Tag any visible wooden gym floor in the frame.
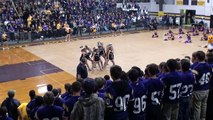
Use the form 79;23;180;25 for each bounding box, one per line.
0;28;207;103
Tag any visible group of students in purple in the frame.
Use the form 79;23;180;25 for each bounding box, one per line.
80;42;115;71
152;25;213;44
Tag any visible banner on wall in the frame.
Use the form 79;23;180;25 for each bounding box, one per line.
197;0;205;6
176;0;183;5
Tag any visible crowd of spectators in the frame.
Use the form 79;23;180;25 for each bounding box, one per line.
0;0;154;42
1;50;213;120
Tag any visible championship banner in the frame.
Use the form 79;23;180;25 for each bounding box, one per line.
197;0;205;6
176;0;183;5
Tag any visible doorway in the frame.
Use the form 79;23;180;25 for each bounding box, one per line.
185;10;196;25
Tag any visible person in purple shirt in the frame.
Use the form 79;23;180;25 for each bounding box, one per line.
52;89;64;107
26;90;37;117
105;65;134;120
178;59;195;120
191;51;199;69
192;51;212;120
30;96;44;120
95;77;106;99
35;92;64;120
64;81;81;120
61;83;71;99
143;64;164;120
0;106;13;120
104;75;112;89
128;68;147;120
161;59;182;120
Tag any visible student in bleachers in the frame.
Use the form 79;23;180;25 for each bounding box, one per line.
29;96;44;120
192;51;212;120
105;65;133;120
64;81;81;120
144;64;164;120
1;90;21;120
26;90;37;117
128;68;147;120
52;89;64;107
61;83;72;99
0;106;13;120
71;78;105;120
178;59;195;120
35;92;63;120
161;59;182;120
95;77;106;99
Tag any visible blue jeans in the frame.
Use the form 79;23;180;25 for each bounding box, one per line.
178;96;192;120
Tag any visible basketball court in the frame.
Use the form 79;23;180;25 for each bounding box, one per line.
0;28;207;102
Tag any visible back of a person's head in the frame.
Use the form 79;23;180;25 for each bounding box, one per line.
52;89;59;97
104;75;110;80
147;63;159;76
43;92;55;106
95;77;106;90
110;65;122;80
57;88;61;95
47;84;53;91
0;106;7;117
166;59;178;72
35;96;44;106
29;90;36;100
71;81;82;93
120;71;128;81
83;78;96;95
8;90;15;98
196;51;206;62
131;66;144;78
192;51;198;63
176;58;181;71
159;62;168;72
128;68;139;82
181;59;190;72
206;52;213;64
64;83;71;92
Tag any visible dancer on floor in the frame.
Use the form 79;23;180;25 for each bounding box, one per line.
185;32;192;43
152;30;159;38
105;43;115;67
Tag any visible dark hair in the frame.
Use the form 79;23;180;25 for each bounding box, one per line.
43;92;55;105
206;52;213;64
147;63;159;76
181;59;190;72
57;88;61;95
52;89;59;97
83;78;96;95
131;66;144;77
35;96;44;106
120;71;129;81
64;83;71;92
184;56;191;61
176;59;181;71
196;51;206;61
47;84;53;91
166;59;178;72
104;75;110;80
144;67;150;78
110;65;122;80
71;81;82;93
95;77;106;91
192;51;197;63
29;90;36;100
128;69;139;82
0;106;7;117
